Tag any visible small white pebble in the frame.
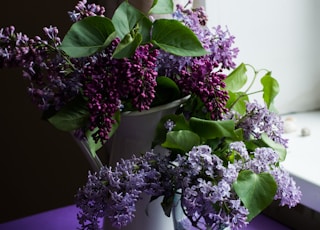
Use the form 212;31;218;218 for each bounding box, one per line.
283;117;297;133
301;127;311;137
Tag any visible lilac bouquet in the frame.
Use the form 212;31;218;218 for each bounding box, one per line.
0;0;301;230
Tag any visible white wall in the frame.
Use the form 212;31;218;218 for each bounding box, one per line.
206;0;320;114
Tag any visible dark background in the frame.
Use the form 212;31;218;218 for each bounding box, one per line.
0;0;92;222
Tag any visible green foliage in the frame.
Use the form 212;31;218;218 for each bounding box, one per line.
60;16;116;57
224;63;248;92
233;170;277;221
112;31;142;58
249;133;287;161
189;118;240;140
162;130;201;152
225;63;280;113
150;0;174;14
151;76;181;107
112;1;147;40
154;114;242;154
151;19;208;57
261;72;280;108
60;1;206;59
47;96;89;131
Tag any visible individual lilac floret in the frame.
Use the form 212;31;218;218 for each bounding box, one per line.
164;119;176;131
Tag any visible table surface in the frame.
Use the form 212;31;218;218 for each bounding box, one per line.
0;204;290;230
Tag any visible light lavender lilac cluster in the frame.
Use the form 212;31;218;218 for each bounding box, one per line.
226;100;289;147
76;143;301;230
76;101;301;230
76;151;174;229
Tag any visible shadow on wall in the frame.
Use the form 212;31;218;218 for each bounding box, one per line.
0;0;92;222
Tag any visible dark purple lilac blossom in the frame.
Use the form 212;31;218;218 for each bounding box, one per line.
77;39;159;142
157;4;239;120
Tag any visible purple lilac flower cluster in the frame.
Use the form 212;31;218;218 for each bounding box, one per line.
0;0;159;142
0;25;82;111
173;145;249;229
76;145;249;230
68;0;105;22
236;100;289;147
77;39;159;142
76;97;302;229
77;139;302;230
230;142;302;208
157;4;238;119
76;151;174;229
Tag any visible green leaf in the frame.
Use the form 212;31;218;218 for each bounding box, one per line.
260;133;287;161
224;63;248;91
152;19;207;57
189;118;239;140
138;16;153;43
150;0;174;14
152;76;181;107
226;91;249;114
261;72;280;108
48;96;89;131
86;128;103;155
162;130;200;152
60;16;116;57
160;194;175;217
112;1;146;39
233;170;277;221
153;114;190;147
112;32;142;58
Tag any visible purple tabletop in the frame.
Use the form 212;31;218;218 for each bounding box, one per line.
0;205;290;230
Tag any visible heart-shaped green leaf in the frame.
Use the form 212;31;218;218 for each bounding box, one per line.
60;16;116;57
153;114;190;147
151;19;207;57
112;32;142;58
261;72;279;108
189;118;239;140
233;170;277;221
47;96;89;131
224;63;248;92
112;1;146;39
162;130;200;152
226;91;249;114
150;0;174;14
